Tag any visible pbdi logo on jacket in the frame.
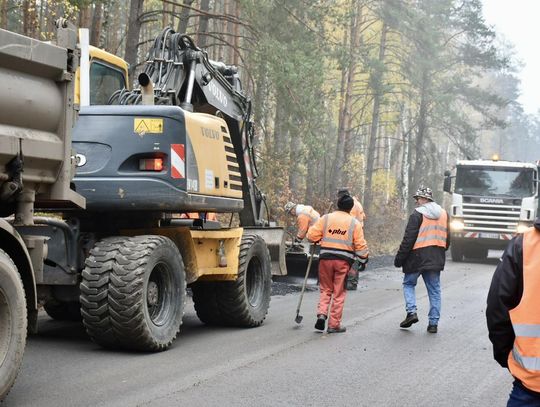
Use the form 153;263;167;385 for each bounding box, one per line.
328;228;347;235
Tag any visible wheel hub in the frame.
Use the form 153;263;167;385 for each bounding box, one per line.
147;281;159;306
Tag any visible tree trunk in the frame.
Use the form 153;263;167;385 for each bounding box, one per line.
1;0;8;30
124;0;144;77
79;4;92;28
90;2;103;47
363;22;388;214
411;69;430;200
331;2;361;192
197;0;211;48
177;0;195;33
232;0;240;66
162;0;168;29
23;0;37;38
401;107;411;212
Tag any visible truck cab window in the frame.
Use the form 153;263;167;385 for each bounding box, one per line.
90;61;126;105
455;167;534;197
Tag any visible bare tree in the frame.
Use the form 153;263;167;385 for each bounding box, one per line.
125;0;144;75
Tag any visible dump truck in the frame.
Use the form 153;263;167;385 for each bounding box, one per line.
0;24;287;400
0;20;81;400
444;157;539;261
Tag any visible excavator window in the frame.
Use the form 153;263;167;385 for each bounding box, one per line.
90;61;126;105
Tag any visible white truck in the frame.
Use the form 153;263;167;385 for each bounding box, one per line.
443;158;539;261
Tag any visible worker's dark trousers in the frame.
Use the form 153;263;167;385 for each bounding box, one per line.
317;259;349;329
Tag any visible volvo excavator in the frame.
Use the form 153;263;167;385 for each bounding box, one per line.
0;25;287;399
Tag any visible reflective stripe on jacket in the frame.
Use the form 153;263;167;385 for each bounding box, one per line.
307;210;368;260
296;205;320;239
508;226;540;392
412;210;448;250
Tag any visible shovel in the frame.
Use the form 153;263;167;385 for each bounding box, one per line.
294;244;316;324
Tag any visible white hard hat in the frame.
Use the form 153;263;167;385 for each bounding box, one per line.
284;201;296;213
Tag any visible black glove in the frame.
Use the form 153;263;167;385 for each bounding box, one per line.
352;258;367;273
394;256;403;268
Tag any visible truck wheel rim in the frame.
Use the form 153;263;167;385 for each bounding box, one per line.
147;263;173;326
0;287;11;366
246;257;263;307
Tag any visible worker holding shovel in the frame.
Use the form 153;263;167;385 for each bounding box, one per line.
307;194;369;333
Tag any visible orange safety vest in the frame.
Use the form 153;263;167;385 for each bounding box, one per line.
296;205;320;239
507;227;540;392
318;211;368;260
412;210;448;250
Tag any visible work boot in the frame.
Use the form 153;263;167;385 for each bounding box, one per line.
399;312;419;328
427;324;438;334
346;281;358;291
327;326;347;334
314;314;326;331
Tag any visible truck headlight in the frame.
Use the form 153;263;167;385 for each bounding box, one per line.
517;223;532;234
450;220;464;231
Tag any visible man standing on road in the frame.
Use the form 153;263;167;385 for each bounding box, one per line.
284;201;320;245
487;218;540;406
394;186;449;334
337;188;367;291
307;194;369;333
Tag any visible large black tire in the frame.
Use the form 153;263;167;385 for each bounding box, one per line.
0;249;27;401
451;243;464;262
191;282;222;325
215;234;272;327
464;246;488;261
80;236;186;351
44;301;82;322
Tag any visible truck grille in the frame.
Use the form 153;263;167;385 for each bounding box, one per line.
462;203;521;233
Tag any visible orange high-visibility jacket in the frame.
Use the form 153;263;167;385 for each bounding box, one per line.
350;196;366;223
295;205;320;239
307;210;368;260
507;227;540;392
412;210;448;250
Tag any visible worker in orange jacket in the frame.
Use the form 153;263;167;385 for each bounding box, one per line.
284;201;320;244
337;188;366;225
337;188;367;290
307;194;369;333
487;218;540;405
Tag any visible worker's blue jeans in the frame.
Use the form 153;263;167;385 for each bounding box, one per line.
507;381;540;406
402;270;441;326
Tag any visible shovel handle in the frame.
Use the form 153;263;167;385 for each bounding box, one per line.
295;244;316;315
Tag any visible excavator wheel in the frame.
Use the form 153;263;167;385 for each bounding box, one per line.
191;282;222;325
44;300;82;322
80;235;186;351
216;234;272;327
0;249;27;402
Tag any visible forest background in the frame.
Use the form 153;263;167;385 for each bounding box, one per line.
2;0;539;253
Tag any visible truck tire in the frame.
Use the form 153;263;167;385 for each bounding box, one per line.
44;301;82;322
451;243;464;262
191;282;222;325
216;234;272;327
80;236;186;351
0;249;27;402
464;246;488;261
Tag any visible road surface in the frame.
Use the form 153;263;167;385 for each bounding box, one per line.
6;255;512;406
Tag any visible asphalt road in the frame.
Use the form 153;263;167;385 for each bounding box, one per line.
6;255;512;406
